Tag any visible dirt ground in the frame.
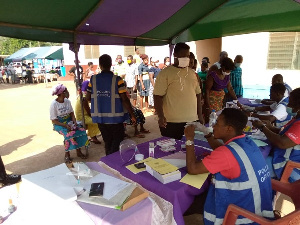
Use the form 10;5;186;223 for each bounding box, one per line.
0;80;203;225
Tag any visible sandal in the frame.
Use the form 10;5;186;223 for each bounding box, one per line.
76;149;88;159
134;133;145;138
64;156;72;164
140;129;150;134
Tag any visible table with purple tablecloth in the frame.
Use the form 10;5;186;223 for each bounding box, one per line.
100;137;212;225
238;97;264;107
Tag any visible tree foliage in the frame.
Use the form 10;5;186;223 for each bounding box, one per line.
0;37;62;55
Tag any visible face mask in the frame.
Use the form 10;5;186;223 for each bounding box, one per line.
286;107;298;117
235;63;241;67
222;70;231;76
127;60;132;64
165;62;170;66
177;57;190;68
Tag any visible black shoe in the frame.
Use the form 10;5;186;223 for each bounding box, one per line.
0;174;21;187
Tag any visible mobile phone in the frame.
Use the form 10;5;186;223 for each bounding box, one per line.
134;162;146;169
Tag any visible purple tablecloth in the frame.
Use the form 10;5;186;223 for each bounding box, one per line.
77;162;153;225
238;97;263;107
100;137;211;225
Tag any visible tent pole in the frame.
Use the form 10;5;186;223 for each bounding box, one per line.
44;58;48;87
73;38;86;130
169;43;174;64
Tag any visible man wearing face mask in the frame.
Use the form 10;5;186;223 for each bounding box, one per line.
154;42;204;140
252;87;300;182
207;51;228;75
114;55;126;79
230;55;243;98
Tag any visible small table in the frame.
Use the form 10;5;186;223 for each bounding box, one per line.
100;137;212;225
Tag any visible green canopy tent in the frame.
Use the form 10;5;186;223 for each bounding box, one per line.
45;48;64;60
0;0;299;46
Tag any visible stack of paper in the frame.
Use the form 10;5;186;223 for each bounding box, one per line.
145;158;181;184
77;173;136;209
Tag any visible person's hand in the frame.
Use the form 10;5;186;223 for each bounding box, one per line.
142;84;145;90
133;85;136;91
237;101;243;109
184;125;195;141
261;120;272;129
65;124;71;131
251;120;264;129
241;104;255;112
158;116;167;128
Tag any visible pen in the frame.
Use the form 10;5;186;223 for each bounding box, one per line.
77;164;80;184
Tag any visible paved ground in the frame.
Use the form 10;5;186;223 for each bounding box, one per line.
0;81;203;224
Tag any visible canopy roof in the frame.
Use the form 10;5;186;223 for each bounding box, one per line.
4;47;39;63
0;0;300;46
4;46;63;63
22;46;62;60
45;48;64;60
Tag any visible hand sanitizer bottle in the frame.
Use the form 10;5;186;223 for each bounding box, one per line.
149;142;155;158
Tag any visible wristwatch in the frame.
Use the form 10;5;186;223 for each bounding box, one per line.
185;140;194;146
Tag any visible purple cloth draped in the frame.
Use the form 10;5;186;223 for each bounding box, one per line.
100;137;211;225
210;71;230;91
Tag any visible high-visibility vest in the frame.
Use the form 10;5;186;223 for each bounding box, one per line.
204;136;274;225
90;72;126;124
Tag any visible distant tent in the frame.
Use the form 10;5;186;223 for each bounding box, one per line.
45;48;64;60
22;46;62;60
4;47;39;63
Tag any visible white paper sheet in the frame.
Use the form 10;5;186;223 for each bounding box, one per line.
22;163;79;201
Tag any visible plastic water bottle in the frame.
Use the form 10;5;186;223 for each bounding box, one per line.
209;110;217;127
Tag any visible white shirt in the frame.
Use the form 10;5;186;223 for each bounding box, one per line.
125;64;138;88
270;97;289;121
214;62;221;69
50;98;73;120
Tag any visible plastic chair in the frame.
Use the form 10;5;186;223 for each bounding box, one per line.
223;161;300;225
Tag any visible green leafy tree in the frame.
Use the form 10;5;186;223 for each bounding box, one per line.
0;37;61;55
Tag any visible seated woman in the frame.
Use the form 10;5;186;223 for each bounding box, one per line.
50;84;89;163
252;88;300;182
205;57;242;122
75;81;101;144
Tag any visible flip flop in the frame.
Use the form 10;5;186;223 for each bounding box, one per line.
134;133;145;138
140;129;150;134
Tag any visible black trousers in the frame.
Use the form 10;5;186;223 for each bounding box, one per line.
98;123;125;155
159;122;187;140
0;156;6;178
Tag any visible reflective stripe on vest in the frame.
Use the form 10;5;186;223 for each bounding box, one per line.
204;211;255;225
90;75;124;118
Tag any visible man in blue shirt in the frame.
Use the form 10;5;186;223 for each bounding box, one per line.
230;55;243;98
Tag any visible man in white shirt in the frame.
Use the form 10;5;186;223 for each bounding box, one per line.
125;55;138;106
114;55;126;79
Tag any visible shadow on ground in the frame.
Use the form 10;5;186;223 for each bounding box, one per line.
0;135;35;156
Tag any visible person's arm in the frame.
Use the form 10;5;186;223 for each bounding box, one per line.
185;125;209;174
139;74;145;90
255;105;271;111
86;92;91;102
251;113;276;123
196;94;204;124
83;97;91;117
205;74;213;107
227;81;242;108
149;72;155;87
119;92;136;124
205;132;223;150
154;95;167;128
52;119;71;130
252;120;297;149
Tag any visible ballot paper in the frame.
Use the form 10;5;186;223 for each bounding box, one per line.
22;163;79;201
